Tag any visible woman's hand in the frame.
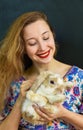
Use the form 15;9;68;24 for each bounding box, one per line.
32;103;65;123
20;80;34;97
17;80;35;106
33;104;83;130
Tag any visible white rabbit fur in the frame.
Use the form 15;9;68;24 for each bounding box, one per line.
21;71;73;125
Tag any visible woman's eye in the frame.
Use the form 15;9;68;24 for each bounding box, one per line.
28;42;37;46
43;37;49;40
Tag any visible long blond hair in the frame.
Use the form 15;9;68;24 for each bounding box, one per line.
0;11;56;111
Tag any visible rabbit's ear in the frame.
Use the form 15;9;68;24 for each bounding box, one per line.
30;71;53;92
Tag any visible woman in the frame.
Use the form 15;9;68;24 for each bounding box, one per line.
0;11;83;130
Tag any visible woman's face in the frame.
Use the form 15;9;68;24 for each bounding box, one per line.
23;20;55;65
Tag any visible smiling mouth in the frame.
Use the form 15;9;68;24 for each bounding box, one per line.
37;50;50;58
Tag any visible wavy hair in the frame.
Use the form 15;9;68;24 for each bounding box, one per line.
0;11;56;111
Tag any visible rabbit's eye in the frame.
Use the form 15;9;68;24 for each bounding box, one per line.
50;80;55;84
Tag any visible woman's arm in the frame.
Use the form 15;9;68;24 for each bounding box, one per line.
0;79;34;130
33;103;83;130
61;105;83;130
0;98;22;130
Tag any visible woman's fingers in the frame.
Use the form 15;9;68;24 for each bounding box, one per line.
33;104;55;122
17;79;35;105
21;80;33;89
20;80;34;97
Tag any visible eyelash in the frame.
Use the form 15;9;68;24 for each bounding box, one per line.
28;37;49;46
43;37;49;40
29;43;37;46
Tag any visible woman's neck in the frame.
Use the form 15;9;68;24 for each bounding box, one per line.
33;58;56;74
24;59;71;79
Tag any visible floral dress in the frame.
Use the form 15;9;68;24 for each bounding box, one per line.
0;66;83;130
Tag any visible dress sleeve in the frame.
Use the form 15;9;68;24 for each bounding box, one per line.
0;80;21;123
73;67;83;114
63;66;83;114
0;90;13;122
79;77;83;114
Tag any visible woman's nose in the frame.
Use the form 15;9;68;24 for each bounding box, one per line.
38;41;46;51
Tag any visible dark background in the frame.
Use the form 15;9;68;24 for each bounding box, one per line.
0;0;83;68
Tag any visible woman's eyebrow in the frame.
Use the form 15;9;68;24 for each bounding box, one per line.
42;31;49;35
25;31;49;41
26;37;35;41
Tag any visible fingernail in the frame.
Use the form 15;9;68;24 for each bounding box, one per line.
32;104;37;107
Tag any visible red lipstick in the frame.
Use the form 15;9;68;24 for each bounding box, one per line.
37;50;50;58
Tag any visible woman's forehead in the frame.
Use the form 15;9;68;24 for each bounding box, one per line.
23;20;50;39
